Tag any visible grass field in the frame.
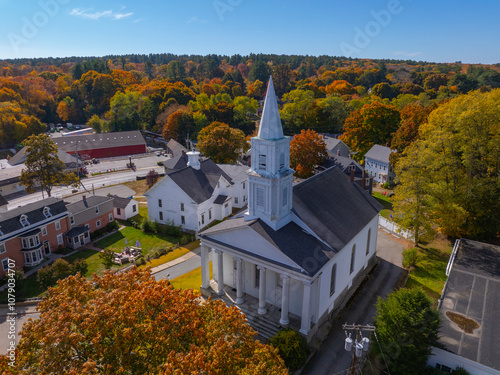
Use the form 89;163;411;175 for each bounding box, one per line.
124;179;149;196
372;191;394;219
405;236;454;305
140;240;200;269
95;226;177;257
170;262;213;292
64;249;128;278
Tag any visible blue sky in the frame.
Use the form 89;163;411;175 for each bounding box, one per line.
0;0;499;63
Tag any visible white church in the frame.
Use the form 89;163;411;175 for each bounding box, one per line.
198;77;383;339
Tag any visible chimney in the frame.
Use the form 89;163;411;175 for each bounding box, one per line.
181;150;185;156
350;168;355;182
187;150;201;170
337;150;340;156
82;195;88;207
362;170;366;188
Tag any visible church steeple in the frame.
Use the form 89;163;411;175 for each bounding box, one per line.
258;76;284;140
246;77;294;230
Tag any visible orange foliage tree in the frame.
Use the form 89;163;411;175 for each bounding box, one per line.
1;268;287;375
290;129;328;179
197;121;249;163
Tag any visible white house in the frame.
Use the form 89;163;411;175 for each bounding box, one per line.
428;239;500;375
112;196;139;220
144;152;236;232
217;164;249;209
198;77;383;340
364;144;395;184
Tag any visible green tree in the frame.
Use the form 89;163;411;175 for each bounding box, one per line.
272;64;292;97
99;249;115;269
197;121;249;163
86;114;103;133
373;289;440;375
249;61;271;84
107;91;143;132
280;89;316;132
20;134;79;198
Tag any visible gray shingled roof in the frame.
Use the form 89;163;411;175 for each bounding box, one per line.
167;139;187;156
112;196;133;209
293;167;382;250
364;144;392;163
0;194;7;207
213;195;228;205
166;159;233;204
163;153;188;171
323;136;342;151
218;164;249;182
439;239;500;371
65;226;89;238
8;146;80;167
322;155;362;174
0;198;67;236
200;216;335;276
66;196;113;214
52;131;145;153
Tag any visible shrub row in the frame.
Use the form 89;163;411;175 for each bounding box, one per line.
37;258;88;288
90;221;120;241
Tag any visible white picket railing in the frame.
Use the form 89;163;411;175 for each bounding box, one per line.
378;215;414;240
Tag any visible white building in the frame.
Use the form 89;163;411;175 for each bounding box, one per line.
112;196;139;220
198;77;383;340
364;144;395;184
217;164;249;209
144;151;236;232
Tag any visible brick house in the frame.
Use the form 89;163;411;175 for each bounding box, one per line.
65;195;114;249
0;198;69;278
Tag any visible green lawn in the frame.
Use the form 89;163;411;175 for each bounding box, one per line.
373;191;394;219
95;226;178;258
140;240;200;269
405;237;453;305
64;249;128;278
170;262;213;292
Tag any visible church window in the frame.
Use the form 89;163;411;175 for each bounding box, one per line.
256;188;264;207
180;203;184;211
181;216;185;225
201;213;205;225
350;244;356;274
366;229;371;255
158;199;162;208
282;187;288;206
159;212;163;221
330;263;337;296
279;153;285;170
258;154;267;170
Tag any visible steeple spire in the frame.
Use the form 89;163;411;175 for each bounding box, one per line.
258;76;284;140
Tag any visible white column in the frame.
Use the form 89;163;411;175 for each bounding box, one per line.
300;282;312;335
235;257;244;304
200;243;209;289
279;274;290;326
216;250;224;295
257;266;267;315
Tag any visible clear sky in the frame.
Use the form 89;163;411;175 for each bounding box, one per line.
0;0;499;64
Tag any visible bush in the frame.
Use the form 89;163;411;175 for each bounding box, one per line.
452;367;471;375
269;329;309;372
37;258;89;288
141;217;158;233
382;181;391;189
135;257;146;266
90;221;120;240
402;247;419;269
99;249;116;269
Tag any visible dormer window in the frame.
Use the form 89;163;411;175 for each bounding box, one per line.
20;214;29;227
95;206;99;214
43;206;52;218
258;154;267;170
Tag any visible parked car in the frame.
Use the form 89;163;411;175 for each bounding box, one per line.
156;152;161;156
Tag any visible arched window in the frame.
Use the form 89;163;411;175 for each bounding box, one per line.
350;244;356;274
366;229;371;255
43;206;51;218
330;263;337;296
20;214;29;227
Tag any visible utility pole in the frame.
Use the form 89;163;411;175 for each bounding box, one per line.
343;323;376;375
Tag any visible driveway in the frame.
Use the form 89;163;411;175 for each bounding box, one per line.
0;305;40;354
302;230;408;375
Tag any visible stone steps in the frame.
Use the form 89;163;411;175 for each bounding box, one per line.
237;305;282;342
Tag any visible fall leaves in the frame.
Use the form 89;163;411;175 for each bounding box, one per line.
290;129;328;179
0;268;287;375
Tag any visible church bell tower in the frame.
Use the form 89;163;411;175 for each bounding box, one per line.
246;76;294;230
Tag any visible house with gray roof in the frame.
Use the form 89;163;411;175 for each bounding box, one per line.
166;139;188;158
364;144;395;184
112;196;138;220
197;77;382;341
144;151;238;232
322;136;351;158
428;239;500;375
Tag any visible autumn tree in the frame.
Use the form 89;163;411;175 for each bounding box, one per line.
393;89;500;239
3;268;287;374
197;121;249;163
373;289;440;375
340;101;401;161
146;169;160;188
20;134;79;198
290;129;327;178
162;110;195;145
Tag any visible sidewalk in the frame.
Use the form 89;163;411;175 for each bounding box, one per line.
150;246;201;274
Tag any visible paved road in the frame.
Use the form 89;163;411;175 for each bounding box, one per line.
302;230;407;375
154;248;205;281
0;305;40;355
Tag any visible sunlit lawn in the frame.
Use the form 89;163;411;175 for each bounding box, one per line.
373;191;394;219
123;179;149;196
64;249;128;278
405;237;453;305
95;226;178;258
170;262;213;292
140;240;200;269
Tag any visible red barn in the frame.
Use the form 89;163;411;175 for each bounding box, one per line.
52;131;147;160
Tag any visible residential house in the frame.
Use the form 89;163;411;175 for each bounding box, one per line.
428;239;500;375
322;135;350;158
112;196;139;220
318;155;373;194
217;164;249;209
144;152;235;232
65;195;114;249
163;152;189;172
166;139;188;157
364;144;395;184
198;77;382;341
0;198;68;277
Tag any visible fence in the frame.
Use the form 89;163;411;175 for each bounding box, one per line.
378;216;414;240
